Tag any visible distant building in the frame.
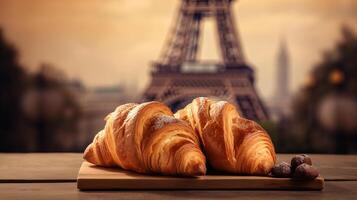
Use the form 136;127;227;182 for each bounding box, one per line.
276;38;290;101
268;38;291;120
76;85;129;149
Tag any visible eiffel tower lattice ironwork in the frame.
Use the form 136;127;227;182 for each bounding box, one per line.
143;0;269;121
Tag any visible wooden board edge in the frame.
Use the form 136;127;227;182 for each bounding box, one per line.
77;162;324;191
77;178;324;191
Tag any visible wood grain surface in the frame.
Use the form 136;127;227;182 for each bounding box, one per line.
0;153;356;199
0;153;82;182
0;154;356;182
1;182;357;200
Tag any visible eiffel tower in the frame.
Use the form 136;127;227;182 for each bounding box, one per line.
143;0;269;121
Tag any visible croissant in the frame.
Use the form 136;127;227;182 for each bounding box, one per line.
83;101;206;176
174;97;276;175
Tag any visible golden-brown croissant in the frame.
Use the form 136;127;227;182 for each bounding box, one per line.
175;97;276;175
83;101;206;176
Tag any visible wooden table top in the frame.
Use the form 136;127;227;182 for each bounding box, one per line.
0;153;356;199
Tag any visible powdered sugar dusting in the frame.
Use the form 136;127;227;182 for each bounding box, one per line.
215;101;227;112
215;101;227;111
197;97;207;114
152;115;179;130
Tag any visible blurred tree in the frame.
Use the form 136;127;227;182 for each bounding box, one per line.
0;28;31;151
287;26;357;153
30;63;82;151
0;28;82;151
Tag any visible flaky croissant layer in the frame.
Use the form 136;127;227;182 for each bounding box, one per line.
83;102;206;177
175;97;276;175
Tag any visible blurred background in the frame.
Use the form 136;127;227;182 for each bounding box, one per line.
0;0;356;153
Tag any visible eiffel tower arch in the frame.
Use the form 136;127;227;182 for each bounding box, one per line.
143;0;269;121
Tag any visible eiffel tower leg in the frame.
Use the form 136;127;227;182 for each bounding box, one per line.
185;14;201;62
215;6;245;65
159;11;201;68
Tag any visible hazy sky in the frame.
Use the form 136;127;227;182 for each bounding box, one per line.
0;0;356;99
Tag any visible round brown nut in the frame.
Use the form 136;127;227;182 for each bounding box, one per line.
271;162;291;178
293;163;319;180
291;154;312;172
302;154;312;165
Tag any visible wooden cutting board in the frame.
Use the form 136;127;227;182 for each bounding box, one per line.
77;161;324;190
